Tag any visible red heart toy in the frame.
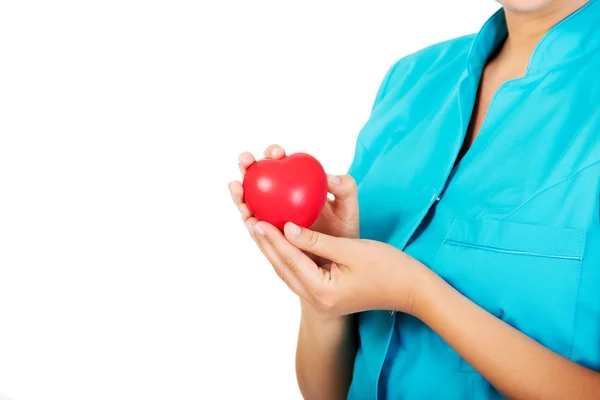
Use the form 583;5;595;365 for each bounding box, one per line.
243;152;328;231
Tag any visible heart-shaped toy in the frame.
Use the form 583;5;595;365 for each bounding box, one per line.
243;152;328;231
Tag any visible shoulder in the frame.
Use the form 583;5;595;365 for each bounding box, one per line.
373;34;476;107
392;33;475;77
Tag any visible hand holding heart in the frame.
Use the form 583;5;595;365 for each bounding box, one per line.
229;144;359;244
228;145;429;316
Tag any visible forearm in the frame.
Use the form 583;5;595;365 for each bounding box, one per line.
414;271;600;400
296;301;357;400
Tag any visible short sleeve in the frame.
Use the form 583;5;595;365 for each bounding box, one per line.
347;59;403;183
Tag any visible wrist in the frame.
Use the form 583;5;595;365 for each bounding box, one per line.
300;300;353;330
410;266;447;322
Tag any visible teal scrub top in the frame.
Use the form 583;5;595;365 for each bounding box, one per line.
347;1;600;399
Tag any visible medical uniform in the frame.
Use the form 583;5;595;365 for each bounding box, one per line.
347;1;600;398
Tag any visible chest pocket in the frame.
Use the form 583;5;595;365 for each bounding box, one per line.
433;217;586;373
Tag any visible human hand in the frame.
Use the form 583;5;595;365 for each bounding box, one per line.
229;145;366;321
247;220;431;317
228;144;359;239
229;144;359;267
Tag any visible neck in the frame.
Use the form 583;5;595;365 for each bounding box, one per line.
502;0;590;58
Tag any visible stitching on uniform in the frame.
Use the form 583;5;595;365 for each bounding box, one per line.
526;0;593;74
433;218;460;267
567;230;587;358
443;237;584;260
502;160;600;221
567;256;584;359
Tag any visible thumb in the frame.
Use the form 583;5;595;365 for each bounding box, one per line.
327;174;357;203
283;222;350;263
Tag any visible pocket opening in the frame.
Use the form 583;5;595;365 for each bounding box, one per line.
444;239;583;261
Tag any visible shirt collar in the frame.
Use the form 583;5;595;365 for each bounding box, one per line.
467;0;600;76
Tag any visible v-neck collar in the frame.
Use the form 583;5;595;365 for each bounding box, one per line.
466;0;600;76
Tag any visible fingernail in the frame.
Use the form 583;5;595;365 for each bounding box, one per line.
328;174;341;184
246;222;254;234
253;224;265;235
271;148;281;157
287;222;301;236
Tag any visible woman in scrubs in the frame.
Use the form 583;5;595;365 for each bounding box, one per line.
228;0;600;398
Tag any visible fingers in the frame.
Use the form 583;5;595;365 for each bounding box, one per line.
238;144;285;177
230;144;287;222
245;217;259;235
325;174;359;237
228;180;244;206
326;174;357;202
263;144;285;159
283;222;351;264
228;180;253;222
254;221;324;294
248;221;311;300
238;203;253;222
238;152;255;177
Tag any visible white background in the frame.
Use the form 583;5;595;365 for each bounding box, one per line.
0;1;499;399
